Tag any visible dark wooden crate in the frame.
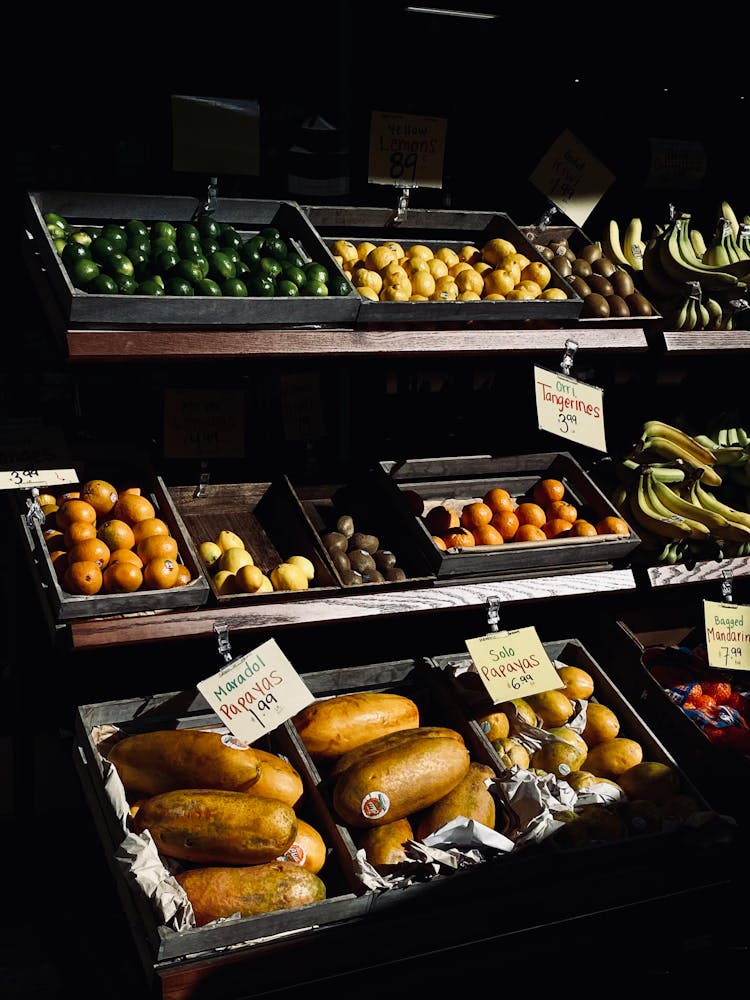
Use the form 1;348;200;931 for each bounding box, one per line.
519;223;662;327
17;476;210;622
371;452;641;581
161;476;342;603
24;190;361;328
74;689;370;969
303;205;583;324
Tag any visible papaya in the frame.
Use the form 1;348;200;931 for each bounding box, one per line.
357;817;414;865
132;789;297;865
330;725;465;778
248;747;304;807
332;732;471;828
277;817;327;874
293;691;419;759
107;728;261;796
176;861;326;927
415;761;496;840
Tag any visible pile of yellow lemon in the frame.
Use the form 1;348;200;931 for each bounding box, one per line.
330;237;569;303
198;531;314;595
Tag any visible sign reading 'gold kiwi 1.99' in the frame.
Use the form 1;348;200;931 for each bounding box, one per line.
466;627;563;704
529;128;615;228
368;111;447;188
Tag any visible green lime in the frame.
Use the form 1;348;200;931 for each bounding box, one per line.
260;226;281;241
47;223;67;241
264;236;288;260
70;258;101;288
135;278;166;296
152;249;180;275
53;237;68;254
165;276;195;296
172;259;204;286
100;224;128;252
304;261;329;285
235;260;251;276
223;247;241;268
221;277;248;297
125;219;149;241
201;236;221;257
103;252;135;279
114;274;137;295
196;278;223;296
70;230;93;248
302;278;328;296
176;222;201;244
150;235;177;256
276;279;299;296
257;256;283;280
89;235;116;263
285;251;305;270
197;215;222;240
44;211;70;232
282;263;306;288
329;273;353;296
247;273;275;297
61;242;91;269
129;250;151;280
194;254;210;278
207;251;236;281
89;273;119;294
127;236;151;257
240;240;262;267
150;221;177;243
219;225;243;251
152;274;165;289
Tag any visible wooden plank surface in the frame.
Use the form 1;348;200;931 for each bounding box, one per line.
661;330;750;353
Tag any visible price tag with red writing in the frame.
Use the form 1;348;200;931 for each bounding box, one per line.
534;364;607;452
465;626;562;703
703;600;750;670
197;638;315;743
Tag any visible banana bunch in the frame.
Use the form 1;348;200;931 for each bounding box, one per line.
601;218;646;272
616;420;750;564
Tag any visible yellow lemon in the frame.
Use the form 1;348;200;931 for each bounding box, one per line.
405;243;434;260
287;554;315;581
381;284;411;301
455;267;484;295
381;261;411;286
366;245;397;272
270;562;309;591
518;279;543;298
358;286;379;300
402;256;430;277
521;260;552;290
484;293;506;300
506;287;535;300
215;529;245;552
541;287;568;300
504;252;531;273
352;267;383;293
219;547;254;574
427;257;449;279
235;564;265;593
474;261;493;276
356;241;377;261
435;246;459;268
481;238;517;265
458;245;481;264
410;270;436;298
410;293;429;301
449;260;472;278
198;540;222;570
213;569;238;595
482;269;516;297
331;239;358;266
382;240;405;258
499;259;522;285
457;290;481;300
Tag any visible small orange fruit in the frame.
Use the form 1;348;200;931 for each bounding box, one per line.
49;549;69;581
118;486;141;497
63;560;103;595
44;529;66;552
431;535;447;550
142;556;180;589
533;478;566;507
596;516;630;536
424;505;460;534
460;501;494;529
542;518;573;539
442;528;476;549
109;548;143;568
111;492;156;525
79;479;119;517
174;563;192;587
472;524;505;546
68;537;111;569
131;517;170;545
36;493;57;508
136;534;179;564
546;500;578;523
514;524;547;542
491;509;520;540
41;504;60;523
97;519;136;552
102;561;143;593
64;520;98;547
569;519;598;537
56;498;98;529
56;490;80;505
483;487;514;514
515;502;547;528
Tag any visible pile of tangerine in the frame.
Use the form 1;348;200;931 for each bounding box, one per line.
39;478;191;595
422;479;630;550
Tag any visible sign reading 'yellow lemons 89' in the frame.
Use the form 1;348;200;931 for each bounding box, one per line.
368;111;447;189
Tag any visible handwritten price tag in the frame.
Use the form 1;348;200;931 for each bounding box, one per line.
0;468;78;490
529;129;615;227
465;626;562;703
368;111;447;188
534;365;607;452
197;638;315;744
703;600;750;670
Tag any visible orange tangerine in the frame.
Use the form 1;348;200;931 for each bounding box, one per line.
111;492;156;525
483;487;513;513
542;518;573;539
56;490;80;505
97;519;136;552
546;500;578;523
79;478;119;517
514;524;547;542
68;537;111;569
44;529;66;552
142;556;180;589
63;521;98;547
472;524;504;546
63;560;103;595
533;478;566;506
131;517;170;545
49;549;69;581
109;548;143;568
569;519;598;537
490;509;520;540
56;498;97;529
424;505;460;534
432;535;448;550
102;561;143;593
515;502;547;528
596;516;630;536
174;563;192;587
442;528;475;548
460;501;494;529
136;534;179;564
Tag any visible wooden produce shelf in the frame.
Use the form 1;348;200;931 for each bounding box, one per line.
644;555;750;590
64;568;637;650
661;329;750;353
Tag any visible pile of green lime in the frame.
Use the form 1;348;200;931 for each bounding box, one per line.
44;211;351;298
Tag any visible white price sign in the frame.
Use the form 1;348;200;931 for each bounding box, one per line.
703;600;750;670
0;468;78;490
534;365;607;452
529;129;615;227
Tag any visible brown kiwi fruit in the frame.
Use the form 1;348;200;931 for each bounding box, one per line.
568;275;592;298
571;259;593;279
610;269;635;298
578;243;603;264
586;274;615;297
582;293;610;318
592;257;617;278
606;294;631;317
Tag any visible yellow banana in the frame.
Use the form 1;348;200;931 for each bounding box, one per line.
622;218;645;270
721;200;740;239
644;472;708;539
690;478;750;534
689;228;707;260
628;474;692;540
658;217;742;290
641;238;684;298
635;436;723;487
602;219;632;271
640;421;717;466
650;477;727;536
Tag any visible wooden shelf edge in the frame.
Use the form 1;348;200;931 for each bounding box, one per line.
661;330;750;353
66;568;638;650
645;556;750;589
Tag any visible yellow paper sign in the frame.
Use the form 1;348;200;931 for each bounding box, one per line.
534;365;607;452
703;600;750;670
529;129;615;227
368;111;447;188
465;627;562;703
197;638;315;744
163;388;245;460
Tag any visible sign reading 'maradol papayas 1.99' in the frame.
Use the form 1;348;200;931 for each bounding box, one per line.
368;111;447;188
